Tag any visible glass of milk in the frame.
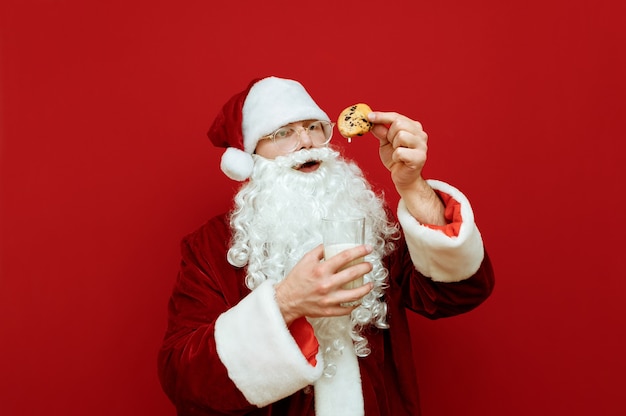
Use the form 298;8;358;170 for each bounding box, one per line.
322;217;366;292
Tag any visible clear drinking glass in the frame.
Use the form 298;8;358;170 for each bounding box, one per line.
322;217;366;291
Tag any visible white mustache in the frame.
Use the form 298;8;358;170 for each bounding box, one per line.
273;147;339;169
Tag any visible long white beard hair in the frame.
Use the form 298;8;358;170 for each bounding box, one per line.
227;146;400;373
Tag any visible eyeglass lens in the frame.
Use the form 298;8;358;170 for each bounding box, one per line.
273;121;332;151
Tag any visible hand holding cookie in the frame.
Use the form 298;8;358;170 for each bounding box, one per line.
368;111;429;188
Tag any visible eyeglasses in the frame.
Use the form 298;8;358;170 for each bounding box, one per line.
260;120;334;152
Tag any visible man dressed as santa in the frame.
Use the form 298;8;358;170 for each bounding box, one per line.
158;76;495;415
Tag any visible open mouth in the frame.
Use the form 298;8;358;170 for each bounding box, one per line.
294;160;321;172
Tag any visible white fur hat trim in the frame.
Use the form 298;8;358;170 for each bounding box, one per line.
241;77;330;154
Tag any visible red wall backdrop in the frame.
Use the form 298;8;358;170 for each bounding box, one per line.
1;0;624;415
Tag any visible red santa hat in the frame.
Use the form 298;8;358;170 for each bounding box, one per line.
207;76;330;181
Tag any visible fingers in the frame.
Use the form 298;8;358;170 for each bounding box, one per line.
369;111;427;149
369;111;424;134
320;244;374;308
323;245;372;285
328;255;372;286
319;281;374;315
368;110;400;126
323;243;372;267
340;281;374;307
369;111;428;173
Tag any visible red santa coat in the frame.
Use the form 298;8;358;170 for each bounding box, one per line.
158;180;495;415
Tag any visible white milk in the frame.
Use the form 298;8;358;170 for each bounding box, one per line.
324;243;364;290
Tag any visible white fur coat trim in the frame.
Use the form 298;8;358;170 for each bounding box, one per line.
313;316;364;416
397;179;484;282
214;280;324;407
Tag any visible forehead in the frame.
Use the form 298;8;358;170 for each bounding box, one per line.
279;119;318;128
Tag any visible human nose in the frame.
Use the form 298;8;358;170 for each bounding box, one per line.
296;127;314;148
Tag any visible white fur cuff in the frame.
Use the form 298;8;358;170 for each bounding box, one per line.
397;179;484;282
214;280;323;407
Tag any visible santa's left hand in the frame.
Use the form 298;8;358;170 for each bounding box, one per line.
369;111;428;191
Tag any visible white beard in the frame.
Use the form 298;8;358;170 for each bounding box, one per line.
227;146;399;371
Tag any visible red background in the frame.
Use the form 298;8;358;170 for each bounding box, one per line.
1;0;624;415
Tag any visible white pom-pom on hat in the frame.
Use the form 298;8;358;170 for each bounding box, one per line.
220;147;255;182
207;76;330;181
